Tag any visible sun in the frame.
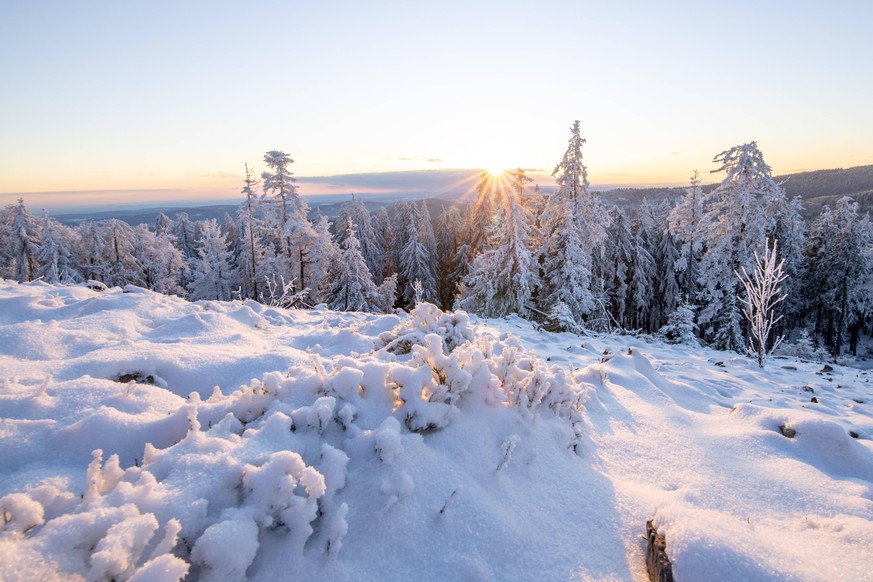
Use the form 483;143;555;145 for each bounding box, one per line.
484;166;507;177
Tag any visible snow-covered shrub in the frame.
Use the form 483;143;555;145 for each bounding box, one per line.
374;417;403;464
290;396;336;434
496;435;520;471
659;302;699;345
324;502;349;557
488;337;586;443
84;449;125;504
774;330;830;361
241;450;325;541
318;444;349;502
129;553;189;582
191;513;259;582
543;301;582;334
335;403;357;432
381;471;415;512
130;518;188;581
375;302;475;355
88;512;159;580
0;492;45;534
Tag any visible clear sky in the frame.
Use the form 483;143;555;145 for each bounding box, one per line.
1;0;871;208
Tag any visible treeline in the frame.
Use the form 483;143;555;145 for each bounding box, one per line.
2;125;871;358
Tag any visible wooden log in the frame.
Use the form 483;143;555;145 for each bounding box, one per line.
646;520;674;582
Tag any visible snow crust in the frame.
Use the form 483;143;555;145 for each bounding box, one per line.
0;280;871;580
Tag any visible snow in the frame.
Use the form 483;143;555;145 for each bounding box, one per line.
1;280;872;580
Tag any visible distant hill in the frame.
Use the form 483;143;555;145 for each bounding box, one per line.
597;164;873;219
54;204;241;227
776;165;873;218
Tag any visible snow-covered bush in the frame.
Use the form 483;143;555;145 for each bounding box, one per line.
774;330;830;361
375;302;475;354
0;284;593;579
488;337;586;444
0;492;45;534
543;301;583;334
241;450;325;543
191;513;259;582
659;301;699;345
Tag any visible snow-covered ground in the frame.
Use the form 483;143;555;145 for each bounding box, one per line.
0;280;871;581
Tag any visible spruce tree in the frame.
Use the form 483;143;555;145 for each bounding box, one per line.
327;218;383;312
459;169;539;317
11;199;39;282
188;219;238;301
262;150;315;291
539;120;609;325
697;142;788;352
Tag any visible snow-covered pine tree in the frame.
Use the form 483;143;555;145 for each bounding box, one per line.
0;204;14;279
187;219;238;301
416;201;439;295
669;171;707;302
538;120;609;326
262;150;316;291
601;206;633;328
459;169;539;318
172;212;197;262
132;224;187;296
154;212;175;237
766;194;806;330
11;199;40;282
237;164;266;300
77;221;106;283
102;219;143;288
697;142;788;352
399;219;437;307
171;212;198;290
373;207;395;280
801;197;873;355
326;217;383;312
436;205;463;309
394;201;437;307
35;212;81;284
655;199;682;330
659;300;699;345
449;243;473;301
466;172;498;255
628;218;656;331
337;197;382;283
307;215;342;304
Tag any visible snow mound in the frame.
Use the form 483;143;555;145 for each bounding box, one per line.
0;281;871;580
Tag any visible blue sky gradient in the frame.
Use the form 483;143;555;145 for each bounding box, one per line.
1;0;871;208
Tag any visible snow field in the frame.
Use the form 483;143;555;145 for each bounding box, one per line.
0;281;871;580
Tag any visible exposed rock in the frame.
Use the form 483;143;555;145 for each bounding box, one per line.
810;397;819;404
849;430;859;439
84;280;107;292
779;425;796;438
646;520;674;582
114;372;156;385
713;361;725;368
821;364;834;374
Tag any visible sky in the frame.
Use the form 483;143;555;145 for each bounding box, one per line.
1;0;871;210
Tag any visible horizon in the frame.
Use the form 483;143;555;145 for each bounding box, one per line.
3;161;869;214
2;1;872;209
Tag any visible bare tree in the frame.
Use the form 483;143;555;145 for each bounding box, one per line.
736;239;788;368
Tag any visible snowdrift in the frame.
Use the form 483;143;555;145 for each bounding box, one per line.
0;281;871;581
